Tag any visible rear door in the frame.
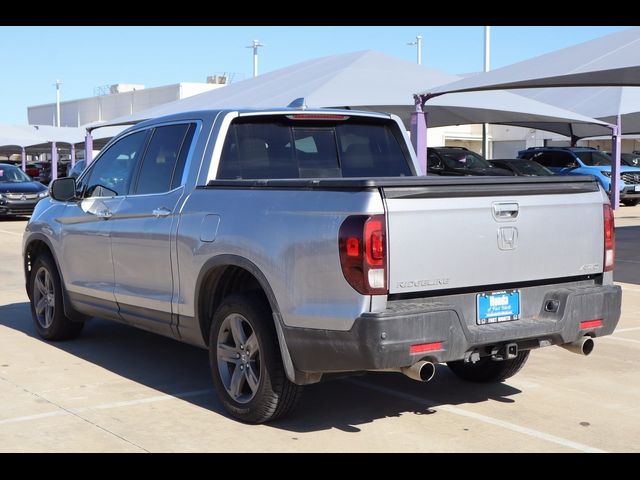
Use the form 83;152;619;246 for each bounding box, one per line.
383;178;605;295
109;123;196;335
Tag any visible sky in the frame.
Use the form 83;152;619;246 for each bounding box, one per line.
0;26;627;125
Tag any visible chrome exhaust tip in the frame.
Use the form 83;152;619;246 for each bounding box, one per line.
561;336;595;356
400;360;436;382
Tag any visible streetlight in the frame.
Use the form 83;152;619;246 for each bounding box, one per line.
246;40;264;78
482;27;491;158
407;35;423;65
53;80;62;127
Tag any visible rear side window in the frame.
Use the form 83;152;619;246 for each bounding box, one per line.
134;123;195;195
217;117;412;179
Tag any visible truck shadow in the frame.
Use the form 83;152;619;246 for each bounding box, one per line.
1;301;522;434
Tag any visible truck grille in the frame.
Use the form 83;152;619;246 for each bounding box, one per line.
622;173;640;185
4;193;39;200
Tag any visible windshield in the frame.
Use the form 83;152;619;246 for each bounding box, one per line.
439;150;492;169
622;154;640;167
575;151;611;167
0;165;32;183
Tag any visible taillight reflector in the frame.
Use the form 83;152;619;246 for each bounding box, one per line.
410;342;443;354
603;204;615;272
580;319;603;329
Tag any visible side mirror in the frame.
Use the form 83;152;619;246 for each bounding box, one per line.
50;177;77;202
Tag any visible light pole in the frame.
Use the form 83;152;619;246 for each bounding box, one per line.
54;80;62;127
407;35;423;65
246;40;264;77
482;27;490;158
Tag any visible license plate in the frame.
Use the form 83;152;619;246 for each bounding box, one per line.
476;289;521;325
635;185;640;192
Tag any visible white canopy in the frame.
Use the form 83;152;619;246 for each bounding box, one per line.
425;27;640;96
91;50;610;137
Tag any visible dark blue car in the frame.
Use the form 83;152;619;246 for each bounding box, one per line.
0;163;49;217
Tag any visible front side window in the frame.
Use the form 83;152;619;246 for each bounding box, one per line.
439;150;492;170
82;130;148;197
134;123;194;195
575;151;611;167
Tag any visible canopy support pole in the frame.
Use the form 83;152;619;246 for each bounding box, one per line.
21;147;26;172
410;95;428;175
85;131;93;165
70;144;76;168
610;115;621;210
51;142;58;182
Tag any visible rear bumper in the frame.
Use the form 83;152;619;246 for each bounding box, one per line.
283;282;621;374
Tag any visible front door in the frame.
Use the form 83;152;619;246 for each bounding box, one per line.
60;129;150;317
109;123;195;335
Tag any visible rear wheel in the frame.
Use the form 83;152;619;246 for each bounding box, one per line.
29;254;84;340
447;351;530;383
209;293;302;423
622;199;640;207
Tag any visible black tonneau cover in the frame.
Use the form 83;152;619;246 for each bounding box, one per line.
204;175;600;197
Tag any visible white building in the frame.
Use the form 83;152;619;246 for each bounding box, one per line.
27;79;228;127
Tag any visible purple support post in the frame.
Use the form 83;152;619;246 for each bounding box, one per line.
51;142;58;182
70;143;76;168
85;131;93;165
410;95;428;175
610;115;621;210
21;147;26;172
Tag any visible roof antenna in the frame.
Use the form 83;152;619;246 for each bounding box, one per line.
287;97;308;110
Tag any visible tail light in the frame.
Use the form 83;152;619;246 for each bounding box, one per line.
603;204;615;272
338;214;387;295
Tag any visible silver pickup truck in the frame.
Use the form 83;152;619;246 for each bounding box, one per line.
23;109;622;423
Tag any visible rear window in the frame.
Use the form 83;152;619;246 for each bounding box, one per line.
217;117;413;179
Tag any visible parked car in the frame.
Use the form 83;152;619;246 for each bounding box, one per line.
66;160;86;178
518;147;640;206
37;161;69;185
427;147;514;176
25;163;43;179
0;163;48;217
25;108;621;423
488;158;554;176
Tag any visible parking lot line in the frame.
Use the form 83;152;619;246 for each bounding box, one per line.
0;389;212;426
0;229;22;236
615;327;640;333
601;336;640;345
348;379;606;453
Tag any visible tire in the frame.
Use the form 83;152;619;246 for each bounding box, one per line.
447;350;530;383
622;199;640;207
209;293;302;423
29;253;84;341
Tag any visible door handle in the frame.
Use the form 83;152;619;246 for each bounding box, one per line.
493;202;519;220
96;209;112;219
152;207;172;218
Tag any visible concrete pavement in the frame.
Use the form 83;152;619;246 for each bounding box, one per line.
0;207;639;452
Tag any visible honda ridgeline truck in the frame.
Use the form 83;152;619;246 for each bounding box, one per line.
23;109;622;423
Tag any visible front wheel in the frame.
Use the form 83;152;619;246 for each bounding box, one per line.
209;293;302;423
29;253;84;340
622;199;640;207
447;351;530;383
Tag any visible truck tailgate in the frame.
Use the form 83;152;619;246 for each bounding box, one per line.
383;177;605;295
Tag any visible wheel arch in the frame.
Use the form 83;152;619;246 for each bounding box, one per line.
24;233;86;323
194;255;316;385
